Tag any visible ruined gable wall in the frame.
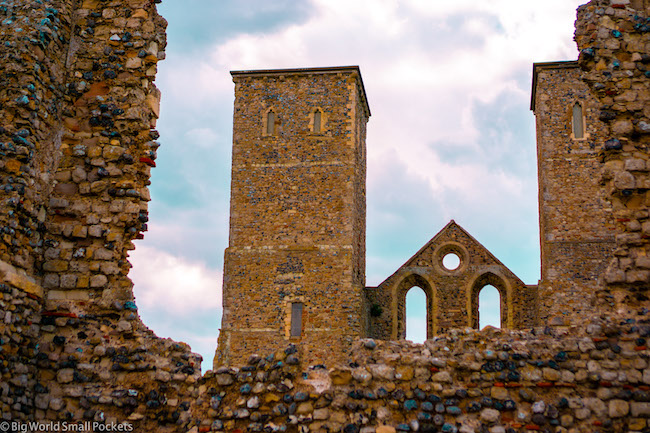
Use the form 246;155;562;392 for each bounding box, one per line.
366;223;535;342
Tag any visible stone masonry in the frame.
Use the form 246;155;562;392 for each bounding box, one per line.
532;61;616;326
0;0;202;430
575;0;650;309
366;221;536;341
2;0;650;432
215;67;370;368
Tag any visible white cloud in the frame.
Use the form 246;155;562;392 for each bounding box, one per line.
129;246;222;315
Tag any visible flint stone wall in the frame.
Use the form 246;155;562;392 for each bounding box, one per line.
574;0;650;308
533;62;616;326
2;0;650;432
0;0;202;431
192;318;650;433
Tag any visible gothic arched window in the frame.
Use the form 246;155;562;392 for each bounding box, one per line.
313;109;322;133
572;102;585;139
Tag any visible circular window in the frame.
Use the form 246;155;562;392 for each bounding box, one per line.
433;242;468;274
442;253;461;270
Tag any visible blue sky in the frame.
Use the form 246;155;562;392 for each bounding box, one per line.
128;0;587;367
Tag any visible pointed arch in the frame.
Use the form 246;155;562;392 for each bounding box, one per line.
478;285;501;329
392;273;436;340
263;107;279;136
467;272;511;329
309;107;327;134
405;286;427;343
571;101;586;140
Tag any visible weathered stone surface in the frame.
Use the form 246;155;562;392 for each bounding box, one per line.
609;400;629;418
2;2;650;433
532;60;615;325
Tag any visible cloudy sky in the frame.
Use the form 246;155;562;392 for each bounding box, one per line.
128;0;587;368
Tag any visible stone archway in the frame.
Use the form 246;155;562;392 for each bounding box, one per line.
468;272;510;329
393;273;435;340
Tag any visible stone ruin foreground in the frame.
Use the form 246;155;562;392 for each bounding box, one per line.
2;0;650;432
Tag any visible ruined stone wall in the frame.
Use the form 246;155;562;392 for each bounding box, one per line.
0;0;203;430
533;63;616;326
192;318;650;433
215;68;370;368
5;0;650;431
574;0;650;310
0;282;42;422
1;0;77;423
366;222;536;341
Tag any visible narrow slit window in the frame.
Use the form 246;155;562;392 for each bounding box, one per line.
267;110;276;135
313;110;322;133
290;302;303;337
572;102;584;139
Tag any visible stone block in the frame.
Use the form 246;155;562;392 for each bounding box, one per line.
609;399;629;418
631;402;650;417
90;274;108;288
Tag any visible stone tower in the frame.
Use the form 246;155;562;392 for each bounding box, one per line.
532;61;616;325
214;66;371;367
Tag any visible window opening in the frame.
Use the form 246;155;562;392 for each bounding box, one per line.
405;286;427;343
442;253;460;270
313;110;322;133
478;285;500;329
290;302;303;337
572;102;584;139
267;110;276;135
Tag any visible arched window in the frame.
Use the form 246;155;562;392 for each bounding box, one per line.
572;102;585;139
405;286;427;343
470;273;508;330
478;285;501;329
266;110;277;135
313;109;322;133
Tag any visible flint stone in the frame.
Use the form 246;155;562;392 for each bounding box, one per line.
490;387;508;400
481;408;500;423
612;119;634;135
431;371;452;383
216;374;233;386
614;171;636;189
57;369;74;384
609;399;629;418
50;398;65;411
369;364;395;381
352;368;372;384
625;158;647;171
638;121;650;133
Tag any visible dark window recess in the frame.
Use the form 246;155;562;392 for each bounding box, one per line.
267;111;276;135
572;102;584;139
290;302;303;337
313;110;321;133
